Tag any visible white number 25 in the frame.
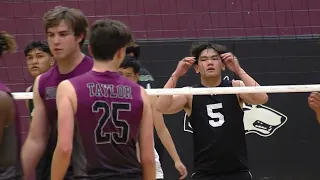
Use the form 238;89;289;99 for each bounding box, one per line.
207;103;225;127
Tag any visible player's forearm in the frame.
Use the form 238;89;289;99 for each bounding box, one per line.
156;74;179;111
21;138;46;178
237;68;268;103
157;128;181;162
51;146;72;180
141;158;156;180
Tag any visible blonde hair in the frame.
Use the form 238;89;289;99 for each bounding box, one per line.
0;31;17;56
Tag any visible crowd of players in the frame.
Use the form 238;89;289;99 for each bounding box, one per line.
0;5;320;180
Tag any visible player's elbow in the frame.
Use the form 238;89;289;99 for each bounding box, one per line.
140;154;155;168
155;105;176;115
257;94;269;104
56;142;73;157
27;131;48;150
249;94;269;105
155;103;166;113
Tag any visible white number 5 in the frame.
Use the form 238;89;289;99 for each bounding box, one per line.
207;103;225;127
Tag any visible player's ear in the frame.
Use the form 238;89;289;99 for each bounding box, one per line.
134;72;139;81
116;47;126;60
76;32;84;45
220;59;226;71
194;64;200;73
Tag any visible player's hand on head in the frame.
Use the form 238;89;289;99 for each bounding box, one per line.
174;160;188;179
308;92;320;111
220;52;241;73
173;57;196;77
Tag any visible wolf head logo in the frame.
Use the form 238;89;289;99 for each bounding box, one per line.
183;104;288;137
243;104;287;137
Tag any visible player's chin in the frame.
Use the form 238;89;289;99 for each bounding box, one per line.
203;71;219;77
53;52;67;60
30;70;40;77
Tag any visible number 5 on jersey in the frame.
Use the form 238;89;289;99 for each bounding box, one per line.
92;101;130;144
207;103;225;127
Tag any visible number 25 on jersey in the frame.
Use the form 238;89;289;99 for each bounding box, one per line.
207;103;225;127
92;101;130;145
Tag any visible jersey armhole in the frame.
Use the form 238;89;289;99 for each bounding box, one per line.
182;86;193;117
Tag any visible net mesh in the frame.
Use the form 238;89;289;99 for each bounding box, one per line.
1;0;320;178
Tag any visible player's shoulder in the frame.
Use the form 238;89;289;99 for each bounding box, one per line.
39;65;56;81
0;81;11;93
57;79;74;95
68;70;92;83
82;55;94;67
0;90;13;109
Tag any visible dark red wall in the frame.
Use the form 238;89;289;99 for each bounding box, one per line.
1;0;320;86
1;0;320;88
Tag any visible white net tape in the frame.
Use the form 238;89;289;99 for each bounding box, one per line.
11;84;320;100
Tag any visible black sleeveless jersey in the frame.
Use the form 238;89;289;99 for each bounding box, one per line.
188;79;249;174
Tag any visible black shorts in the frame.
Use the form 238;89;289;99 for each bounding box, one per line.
191;171;252;180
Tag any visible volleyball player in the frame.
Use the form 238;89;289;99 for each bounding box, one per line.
308;92;320;123
23;41;54;180
126;42;164;163
24;41;54;119
21;6;93;180
156;42;269;180
126;42;157;89
52;19;155;180
0;31;23;179
119;55;188;180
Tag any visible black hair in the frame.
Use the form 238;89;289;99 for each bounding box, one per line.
191;42;228;64
24;41;52;56
119;55;141;74
126;45;140;58
89;19;133;61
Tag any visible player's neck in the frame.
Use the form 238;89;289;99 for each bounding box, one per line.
92;59;120;73
200;76;222;87
56;50;84;75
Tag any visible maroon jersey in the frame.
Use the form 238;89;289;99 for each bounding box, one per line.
0;82;22;180
68;70;143;179
38;56;93;179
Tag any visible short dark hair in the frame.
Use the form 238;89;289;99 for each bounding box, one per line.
119;55;141;74
43;6;88;46
89;19;133;61
126;42;140;58
24;41;51;56
191;42;228;64
0;31;16;57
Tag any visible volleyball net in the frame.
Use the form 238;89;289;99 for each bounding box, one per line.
10;84;320;100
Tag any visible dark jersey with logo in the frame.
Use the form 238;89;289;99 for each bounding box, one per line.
38;56;93;179
0;82;22;180
68;70;143;179
188;79;249;175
